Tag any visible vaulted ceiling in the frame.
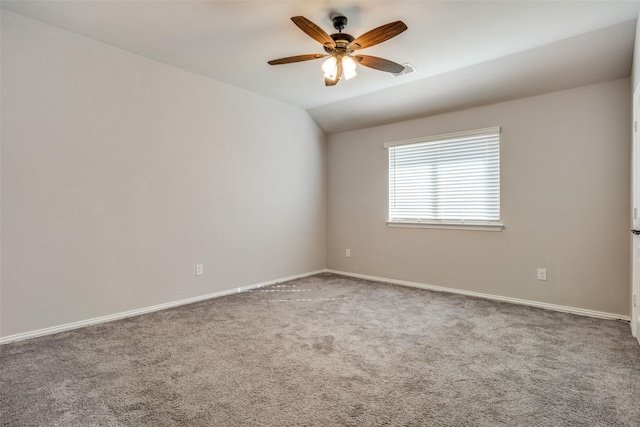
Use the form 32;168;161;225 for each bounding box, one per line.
2;1;639;133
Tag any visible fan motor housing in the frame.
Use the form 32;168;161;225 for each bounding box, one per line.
325;33;355;53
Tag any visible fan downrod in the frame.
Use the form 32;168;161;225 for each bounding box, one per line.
326;15;354;53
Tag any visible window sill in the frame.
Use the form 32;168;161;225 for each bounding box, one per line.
386;221;504;231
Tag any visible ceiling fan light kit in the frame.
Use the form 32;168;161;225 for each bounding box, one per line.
268;14;408;86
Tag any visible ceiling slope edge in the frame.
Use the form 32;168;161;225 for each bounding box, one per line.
308;20;636;135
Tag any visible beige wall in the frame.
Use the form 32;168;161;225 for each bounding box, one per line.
0;12;327;338
327;78;631;316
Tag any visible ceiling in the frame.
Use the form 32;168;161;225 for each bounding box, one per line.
2;1;640;134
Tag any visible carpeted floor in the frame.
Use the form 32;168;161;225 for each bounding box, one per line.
1;273;640;426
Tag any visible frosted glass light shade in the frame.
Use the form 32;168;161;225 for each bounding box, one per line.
342;56;357;80
322;57;338;80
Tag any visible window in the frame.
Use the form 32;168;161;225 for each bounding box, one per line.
385;127;503;231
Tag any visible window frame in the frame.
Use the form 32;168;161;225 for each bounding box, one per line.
385;127;504;232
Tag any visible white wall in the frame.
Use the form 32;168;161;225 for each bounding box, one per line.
633;14;640;92
0;12;327;338
327;78;631;316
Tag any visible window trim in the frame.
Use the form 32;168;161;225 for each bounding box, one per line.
385;126;504;231
386;220;504;232
383;126;501;149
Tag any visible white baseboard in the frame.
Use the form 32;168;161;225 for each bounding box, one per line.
0;269;325;345
325;269;631;322
3;268;628;344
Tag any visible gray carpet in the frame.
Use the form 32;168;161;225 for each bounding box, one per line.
1;273;640;426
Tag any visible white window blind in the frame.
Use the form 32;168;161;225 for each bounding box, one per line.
385;127;501;229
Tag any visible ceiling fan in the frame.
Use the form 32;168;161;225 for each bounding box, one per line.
268;15;408;86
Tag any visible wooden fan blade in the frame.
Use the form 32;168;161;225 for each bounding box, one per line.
268;54;325;65
325;59;342;86
291;16;336;48
349;21;407;50
354;55;405;73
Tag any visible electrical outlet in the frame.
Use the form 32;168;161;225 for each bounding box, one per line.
537;268;547;281
346;249;351;258
195;264;203;276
